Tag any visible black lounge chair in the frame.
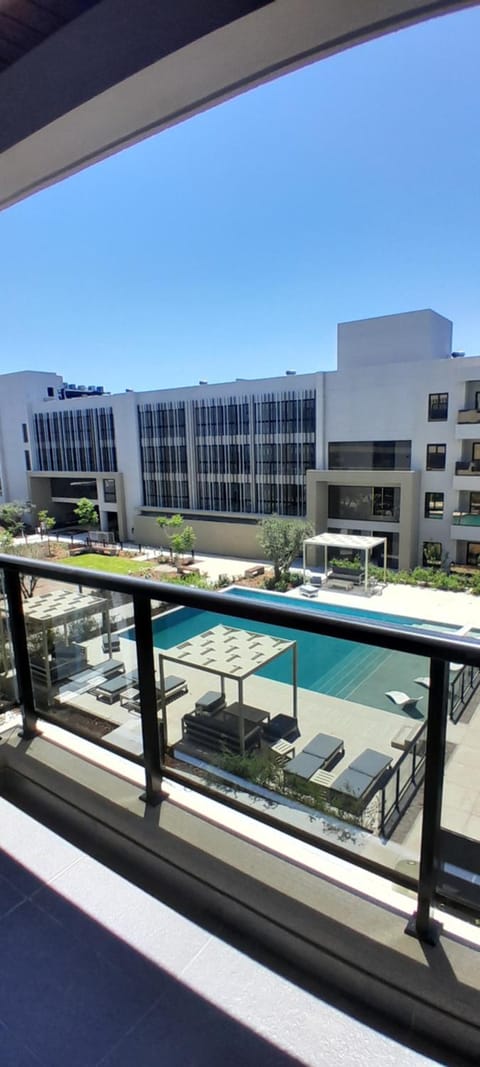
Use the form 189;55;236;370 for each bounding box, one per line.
262;713;299;744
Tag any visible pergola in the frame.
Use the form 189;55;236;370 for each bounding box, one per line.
19;589;110;694
302;533;387;592
159;623;297;754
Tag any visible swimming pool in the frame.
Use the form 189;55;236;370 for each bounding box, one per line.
141;587;462;716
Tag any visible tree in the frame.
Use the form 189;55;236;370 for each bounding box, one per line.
74;498;99;538
38;509;56;537
38;509;56;555
156;513;187;560
0;501;26;538
170;525;196;564
258;516;314;583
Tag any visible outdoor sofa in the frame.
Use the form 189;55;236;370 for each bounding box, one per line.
181;706;262;755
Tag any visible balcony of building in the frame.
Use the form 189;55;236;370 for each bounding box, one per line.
1;553;480;1062
456;383;480;430
453;451;480;490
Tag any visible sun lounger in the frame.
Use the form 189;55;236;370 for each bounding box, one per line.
303;732;344;768
123;674;188;713
386;690;423;710
94;670;136;704
284;733;345;787
331;748;391;805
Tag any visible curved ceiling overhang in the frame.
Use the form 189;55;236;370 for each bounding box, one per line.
0;0;476;211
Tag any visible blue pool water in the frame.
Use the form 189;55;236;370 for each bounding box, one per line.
138;588;461;714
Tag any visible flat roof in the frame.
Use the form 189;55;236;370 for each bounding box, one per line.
304;533;386;551
159;623;294;680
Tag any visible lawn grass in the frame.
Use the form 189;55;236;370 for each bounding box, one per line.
57;553;155;576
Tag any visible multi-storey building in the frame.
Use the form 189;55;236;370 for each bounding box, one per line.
2;309;480;569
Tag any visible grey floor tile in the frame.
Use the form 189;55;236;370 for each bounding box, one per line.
0;798;82;887
0;1021;44;1067
0;899;167;1067
100;986;301;1067
35;853;211;974
0;873;25;918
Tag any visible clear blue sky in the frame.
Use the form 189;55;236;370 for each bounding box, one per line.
1;6;480;393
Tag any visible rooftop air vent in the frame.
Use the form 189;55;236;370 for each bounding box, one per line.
285;369;296;375
451;351;465;358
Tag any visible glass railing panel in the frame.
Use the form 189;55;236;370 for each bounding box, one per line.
0;570;18;726
23;572;140;758
439;653;480;913
148;588;427;874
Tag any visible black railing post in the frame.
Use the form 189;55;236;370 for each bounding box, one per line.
2;565;36;738
133;591;163;805
408;657;449;944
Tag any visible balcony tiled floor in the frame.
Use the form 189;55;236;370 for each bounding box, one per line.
0;797;441;1066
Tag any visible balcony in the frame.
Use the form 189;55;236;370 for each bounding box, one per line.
452;512;480;526
454;462;480;490
457;408;480;424
1;552;480;1061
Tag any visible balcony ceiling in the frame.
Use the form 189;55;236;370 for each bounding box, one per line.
0;0;477;211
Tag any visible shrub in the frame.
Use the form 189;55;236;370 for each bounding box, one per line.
215;573;233;589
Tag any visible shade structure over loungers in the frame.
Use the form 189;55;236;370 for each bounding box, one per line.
159;624;297;753
302;532;387;592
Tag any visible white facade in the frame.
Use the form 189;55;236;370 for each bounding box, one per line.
2;310;480;567
0;371;63;503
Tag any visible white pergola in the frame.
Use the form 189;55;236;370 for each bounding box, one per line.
159;623;297;753
302;533;387;592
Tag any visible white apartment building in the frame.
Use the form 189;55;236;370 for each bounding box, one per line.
2;309;480;569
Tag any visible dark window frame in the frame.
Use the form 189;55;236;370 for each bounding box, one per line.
426;443;446;470
428;392;448;421
424;491;444;519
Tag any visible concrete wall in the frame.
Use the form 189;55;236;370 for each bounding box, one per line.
133;513;262;560
337;310;453;371
306;469;420;570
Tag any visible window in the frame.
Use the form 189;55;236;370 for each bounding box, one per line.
328;485;399;522
469;492;480;516
424;492;444;519
24;451;31;471
426;444;446;470
103;478;116;503
428;393;448;421
22;423;28;443
466;542;480;567
328;440;411;470
423;541;442;566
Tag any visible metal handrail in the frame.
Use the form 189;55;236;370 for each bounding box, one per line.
1;552;479;942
